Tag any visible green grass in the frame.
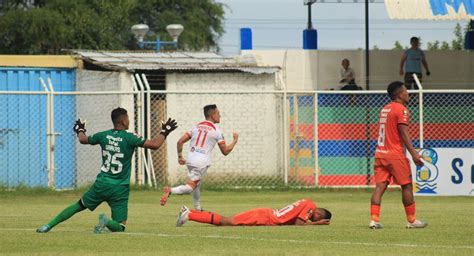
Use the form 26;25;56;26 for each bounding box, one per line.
0;189;473;255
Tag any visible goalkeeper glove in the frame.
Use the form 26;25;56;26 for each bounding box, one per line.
73;119;86;134
160;118;178;137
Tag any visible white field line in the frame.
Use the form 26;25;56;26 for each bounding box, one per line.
1;228;473;250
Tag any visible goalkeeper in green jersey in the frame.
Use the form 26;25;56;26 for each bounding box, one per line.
37;107;177;234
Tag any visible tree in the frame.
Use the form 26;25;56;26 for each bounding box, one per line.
393;40;404;50
451;23;463;50
129;0;225;51
0;0;225;54
440;41;450;50
427;40;440;50
392;22;469;51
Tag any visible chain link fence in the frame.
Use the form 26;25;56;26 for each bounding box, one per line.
0;92;48;187
158;91;286;188
1;89;472;189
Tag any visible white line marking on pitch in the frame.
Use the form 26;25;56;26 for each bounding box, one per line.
1;228;473;250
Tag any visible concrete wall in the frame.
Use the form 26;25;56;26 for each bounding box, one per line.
245;50;474;90
75;70;135;186
165;72;283;184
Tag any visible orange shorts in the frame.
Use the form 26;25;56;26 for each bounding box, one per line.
374;158;412;185
232;208;276;226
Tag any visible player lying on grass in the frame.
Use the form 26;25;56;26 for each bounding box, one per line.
37;107;177;234
160;104;238;211
370;81;427;229
176;198;331;227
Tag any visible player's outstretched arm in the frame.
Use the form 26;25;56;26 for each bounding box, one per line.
74;119;89;144
218;132;239;156
294;218;330;226
143;118;178;150
177;133;191;165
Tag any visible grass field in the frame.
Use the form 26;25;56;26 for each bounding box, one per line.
0;188;473;255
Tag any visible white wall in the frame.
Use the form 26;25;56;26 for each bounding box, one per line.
75;70;135;186
245;50;474;90
165;72;283;184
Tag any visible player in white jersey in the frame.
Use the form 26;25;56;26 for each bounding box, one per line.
160;104;238;210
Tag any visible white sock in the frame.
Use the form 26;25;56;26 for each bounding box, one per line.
170;184;193;195
192;182;202;210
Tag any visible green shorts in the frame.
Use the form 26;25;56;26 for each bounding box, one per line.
81;181;130;222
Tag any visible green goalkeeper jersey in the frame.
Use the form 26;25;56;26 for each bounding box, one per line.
88;129;145;185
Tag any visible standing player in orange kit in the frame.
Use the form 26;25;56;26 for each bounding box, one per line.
370;81;427;229
175;199;331;227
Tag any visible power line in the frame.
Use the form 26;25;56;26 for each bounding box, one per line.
225;26;457;31
314;0;385;3
225;19;461;25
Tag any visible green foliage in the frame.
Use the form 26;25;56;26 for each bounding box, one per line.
130;0;225;51
395;22;469;51
427;40;441;50
440;41;450;50
0;0;225;54
451;22;464;50
392;40;404;50
0;8;70;54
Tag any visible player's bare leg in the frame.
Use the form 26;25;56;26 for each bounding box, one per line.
370;182;388;229
192;181;202;211
401;183;428;228
160;186;171;206
161;181;196;206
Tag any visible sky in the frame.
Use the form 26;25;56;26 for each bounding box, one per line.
217;0;466;55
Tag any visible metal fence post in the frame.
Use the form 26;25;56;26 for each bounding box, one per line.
141;73;157;187
131;75;144;185
283;91;289;186
39;78;52;188
47;78;57;189
314;91;319;186
134;74;152;187
413;74;424;148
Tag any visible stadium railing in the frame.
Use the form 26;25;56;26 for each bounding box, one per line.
0;86;472;189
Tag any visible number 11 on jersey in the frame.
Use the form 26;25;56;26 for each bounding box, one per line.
195;129;208;148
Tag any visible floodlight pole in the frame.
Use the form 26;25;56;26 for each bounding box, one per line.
307;2;314;29
132;23;183;52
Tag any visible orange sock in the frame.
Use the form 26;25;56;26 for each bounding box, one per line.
404;203;416;223
189;210;221;225
370;204;381;222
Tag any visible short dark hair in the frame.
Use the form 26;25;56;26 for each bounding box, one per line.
319;208;332;220
410;36;419;43
111;107;128;124
387;81;405;100
203;104;218;118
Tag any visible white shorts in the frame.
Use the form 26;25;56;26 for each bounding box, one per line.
187;165;209;182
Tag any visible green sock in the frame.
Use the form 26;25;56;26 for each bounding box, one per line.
47;201;85;228
106;219;125;232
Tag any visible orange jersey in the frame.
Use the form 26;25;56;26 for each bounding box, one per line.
375;102;410;159
232;199;317;226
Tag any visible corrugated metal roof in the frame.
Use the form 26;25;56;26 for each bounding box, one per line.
385;0;474;20
71;50;279;74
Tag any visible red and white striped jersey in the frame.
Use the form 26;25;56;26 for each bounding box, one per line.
186;121;225;168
